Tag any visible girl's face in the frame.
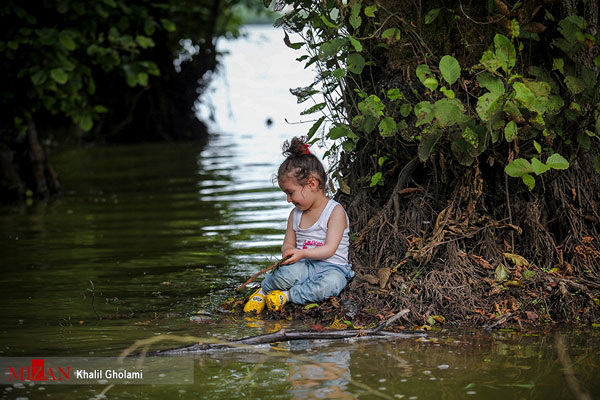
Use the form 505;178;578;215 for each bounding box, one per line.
279;175;318;211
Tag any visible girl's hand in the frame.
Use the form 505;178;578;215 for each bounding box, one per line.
282;248;305;264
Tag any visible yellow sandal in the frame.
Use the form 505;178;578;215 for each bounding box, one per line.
243;289;266;314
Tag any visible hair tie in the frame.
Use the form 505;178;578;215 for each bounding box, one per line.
302;144;310;155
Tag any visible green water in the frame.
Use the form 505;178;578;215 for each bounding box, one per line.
2;23;600;400
1;137;599;400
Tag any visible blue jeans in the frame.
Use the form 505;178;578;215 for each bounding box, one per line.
262;259;355;304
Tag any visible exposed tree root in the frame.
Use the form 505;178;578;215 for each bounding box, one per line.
334;150;600;329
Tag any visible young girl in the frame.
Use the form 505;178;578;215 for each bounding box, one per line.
244;136;354;314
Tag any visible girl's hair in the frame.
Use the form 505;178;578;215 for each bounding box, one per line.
277;136;327;191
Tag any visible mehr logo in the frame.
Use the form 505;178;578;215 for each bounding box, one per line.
8;359;70;381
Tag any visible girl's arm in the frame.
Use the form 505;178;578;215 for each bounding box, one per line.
283;205;347;264
281;210;296;257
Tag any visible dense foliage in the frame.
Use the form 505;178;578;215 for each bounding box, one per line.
274;0;599;189
270;0;600;326
0;0;266;199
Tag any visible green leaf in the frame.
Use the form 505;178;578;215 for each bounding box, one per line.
522;174;535;190
451;138;475;166
358;95;384;118
425;8;441;24
140;61;160;76
387;88;404;101
88;78;96;94
476;92;502;122
347;53;365;74
300;102;326;115
307;116;325;140
508;19;520;38
477;72;504;96
328;124;353;140
439;55;460;85
350;4;362;30
564;76;585;94
161;19;176;32
381;28;400;40
320;14;337;28
370;171;383;187
362;116;378;134
414;101;434;126
581;66;596;89
594;156;600;174
578;132;591;150
378;117;397;137
333;68;346;78
434;99;463;127
79;115;93;132
552;58;564;74
144;19;155;36
440;87;455;98
364;5;377;17
494;34;516;73
50;68;68;84
531;158;550;175
30;70;48;86
400;103;412;117
546;95;565;115
320;38;347;57
349;36;362;52
290;85;318;104
546;153;569;170
480;50;502;73
418;129;442;161
505;158;533;177
423;77;438;91
304;303;319;310
503;100;524;123
135;35;155;49
533;140;541;154
93;105;108;113
462;126;479;148
137;72;148;86
504;121;517;142
59;31;76;51
513;82;539;113
415;64;431;84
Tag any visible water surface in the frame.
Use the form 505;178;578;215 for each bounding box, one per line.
0;24;599;400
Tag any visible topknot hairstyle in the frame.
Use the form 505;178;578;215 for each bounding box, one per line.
277;136;328;191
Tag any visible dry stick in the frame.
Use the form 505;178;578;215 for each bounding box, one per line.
372;309;410;333
236;256;291;291
505;174;515;250
158;309;417;354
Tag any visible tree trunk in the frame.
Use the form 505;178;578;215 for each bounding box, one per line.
0;118;60;201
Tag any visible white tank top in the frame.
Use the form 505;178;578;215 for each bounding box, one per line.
292;199;350;265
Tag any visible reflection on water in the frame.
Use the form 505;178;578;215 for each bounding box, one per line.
0;24;599;400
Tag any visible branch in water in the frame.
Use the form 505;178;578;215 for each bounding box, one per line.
157;309;417;354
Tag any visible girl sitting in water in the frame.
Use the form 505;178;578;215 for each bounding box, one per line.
244;136;354;313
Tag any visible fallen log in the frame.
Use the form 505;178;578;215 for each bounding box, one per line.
157;309;424;354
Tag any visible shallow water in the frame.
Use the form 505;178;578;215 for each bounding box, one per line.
1;25;599;400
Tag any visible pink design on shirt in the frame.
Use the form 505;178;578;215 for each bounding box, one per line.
302;240;324;250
